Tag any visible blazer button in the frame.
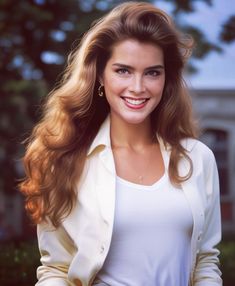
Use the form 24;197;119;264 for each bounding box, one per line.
100;245;105;254
198;231;202;241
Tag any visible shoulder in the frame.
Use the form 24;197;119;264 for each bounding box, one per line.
180;137;216;164
181;137;213;155
179;138;219;186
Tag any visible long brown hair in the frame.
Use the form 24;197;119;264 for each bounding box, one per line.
20;2;197;227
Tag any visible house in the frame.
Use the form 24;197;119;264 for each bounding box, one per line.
191;89;235;234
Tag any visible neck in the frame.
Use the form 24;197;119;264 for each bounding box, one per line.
110;114;155;150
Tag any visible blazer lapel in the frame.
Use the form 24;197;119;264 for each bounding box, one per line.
96;147;116;227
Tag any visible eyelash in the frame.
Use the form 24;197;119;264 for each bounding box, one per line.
115;69;161;77
146;70;161;77
116;68;129;74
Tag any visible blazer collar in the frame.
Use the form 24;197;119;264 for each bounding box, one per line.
87;115;111;157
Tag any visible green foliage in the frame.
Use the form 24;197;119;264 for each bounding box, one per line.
168;0;212;14
0;0;107;84
220;15;235;43
0;240;40;286
0;79;47;194
219;240;235;285
0;0;108;196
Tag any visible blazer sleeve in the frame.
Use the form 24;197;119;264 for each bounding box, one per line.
36;221;76;286
193;150;222;286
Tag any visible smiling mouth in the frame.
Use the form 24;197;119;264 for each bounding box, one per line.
121;97;149;106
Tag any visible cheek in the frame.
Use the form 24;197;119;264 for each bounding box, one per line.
154;77;165;93
149;81;165;95
104;77;126;94
104;82;120;104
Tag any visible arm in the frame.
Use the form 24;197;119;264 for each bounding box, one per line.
193;151;222;286
36;221;77;286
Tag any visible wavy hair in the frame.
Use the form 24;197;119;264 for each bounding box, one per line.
20;2;198;226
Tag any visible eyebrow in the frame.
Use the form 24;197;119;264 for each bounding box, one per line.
112;63;165;70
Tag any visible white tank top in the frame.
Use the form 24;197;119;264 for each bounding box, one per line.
94;173;193;286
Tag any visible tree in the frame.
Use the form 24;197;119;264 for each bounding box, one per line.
0;0;106;196
220;15;235;43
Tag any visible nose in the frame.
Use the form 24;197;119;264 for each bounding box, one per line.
129;75;146;94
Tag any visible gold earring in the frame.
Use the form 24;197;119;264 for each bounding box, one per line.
98;85;104;97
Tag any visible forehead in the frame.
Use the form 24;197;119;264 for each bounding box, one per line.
108;39;164;65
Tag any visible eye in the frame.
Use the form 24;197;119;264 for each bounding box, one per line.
146;70;161;77
115;68;130;75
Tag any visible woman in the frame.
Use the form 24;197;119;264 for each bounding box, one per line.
20;2;222;286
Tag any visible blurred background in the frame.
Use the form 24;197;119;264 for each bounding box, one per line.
0;0;234;285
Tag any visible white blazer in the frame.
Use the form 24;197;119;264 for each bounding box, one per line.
36;116;222;286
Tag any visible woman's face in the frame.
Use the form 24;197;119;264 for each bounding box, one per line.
101;39;165;125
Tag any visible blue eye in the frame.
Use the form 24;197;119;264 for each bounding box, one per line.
146;70;161;77
116;68;129;74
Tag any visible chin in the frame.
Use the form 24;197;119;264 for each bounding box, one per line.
121;114;150;125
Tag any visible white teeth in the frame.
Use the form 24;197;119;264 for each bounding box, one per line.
124;98;147;105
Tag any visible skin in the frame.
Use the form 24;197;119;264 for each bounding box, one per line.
101;39;166;185
101;39;165;127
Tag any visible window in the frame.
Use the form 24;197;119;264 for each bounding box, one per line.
200;129;229;195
